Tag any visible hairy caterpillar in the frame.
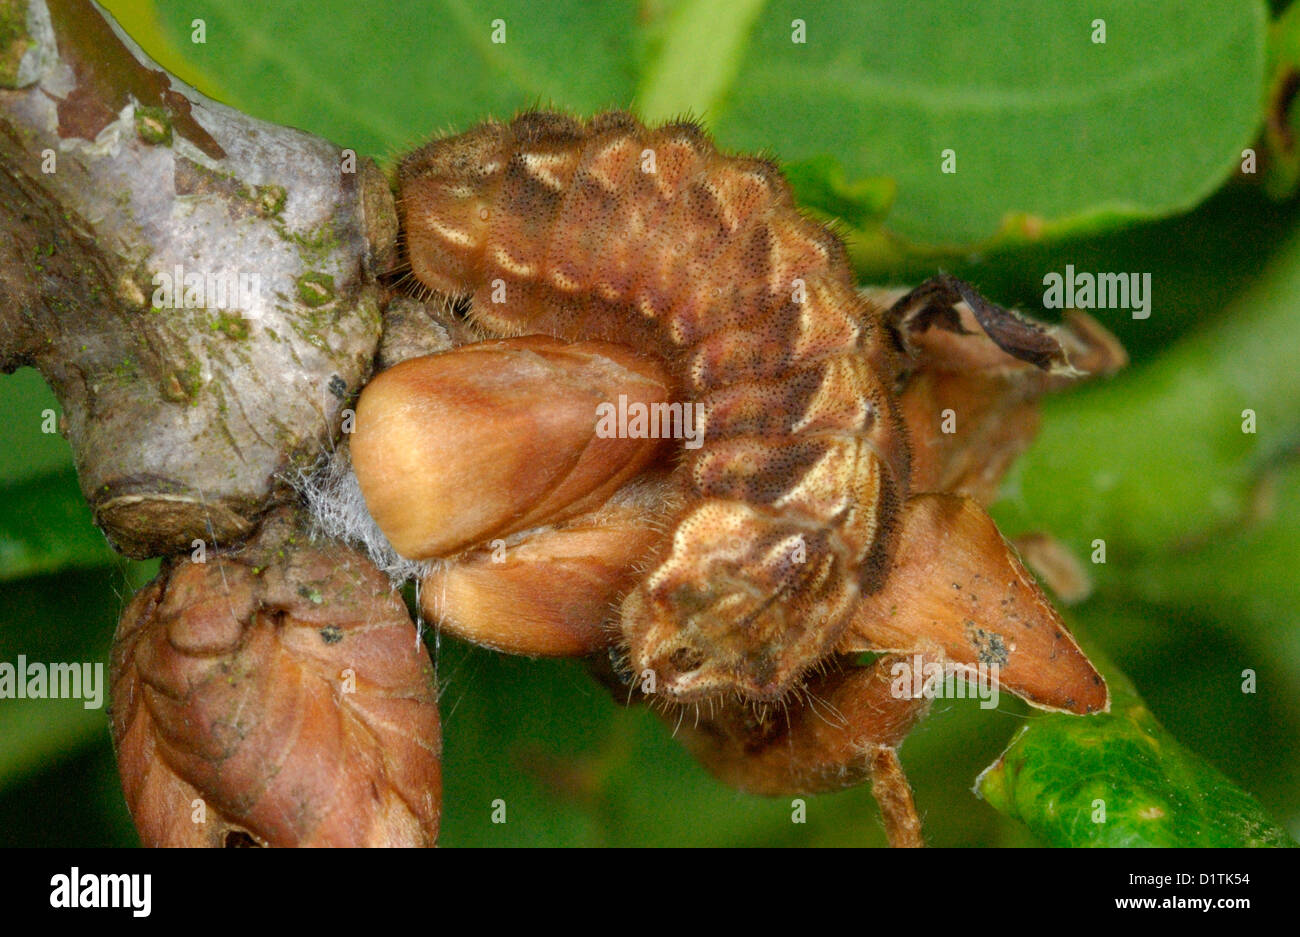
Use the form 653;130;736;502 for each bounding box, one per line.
395;110;914;703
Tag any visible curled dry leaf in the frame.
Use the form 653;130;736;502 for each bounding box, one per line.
110;511;441;847
876;281;1126;505
841;493;1109;715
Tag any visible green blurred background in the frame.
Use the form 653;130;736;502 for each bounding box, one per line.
1;0;1297;846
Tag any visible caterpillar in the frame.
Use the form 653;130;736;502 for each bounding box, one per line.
396;110;914;703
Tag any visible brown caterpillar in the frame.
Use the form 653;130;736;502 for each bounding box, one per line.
396;110;914;703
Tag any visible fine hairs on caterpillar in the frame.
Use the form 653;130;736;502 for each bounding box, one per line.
352;110;1075;706
394;109;914;705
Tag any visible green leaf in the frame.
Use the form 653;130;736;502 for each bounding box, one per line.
0;468;115;582
0;367;73;484
128;0;1266;268
993;219;1300;557
1261;0;1300;198
976;642;1295;847
1119;464;1300;690
430;638;1008;846
139;0;644;157
95;0;226;100
635;0;767;123
0;569;122;789
782;155;895;230
711;0;1267;257
0;696;107;786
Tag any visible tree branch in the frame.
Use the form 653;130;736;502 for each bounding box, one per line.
0;0;396;557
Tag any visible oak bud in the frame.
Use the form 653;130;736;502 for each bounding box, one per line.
350;336;674;560
110;511;441;847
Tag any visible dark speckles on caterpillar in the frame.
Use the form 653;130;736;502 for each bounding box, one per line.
398;110;911;702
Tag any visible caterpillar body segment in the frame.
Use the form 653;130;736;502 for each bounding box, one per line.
399;111;911;702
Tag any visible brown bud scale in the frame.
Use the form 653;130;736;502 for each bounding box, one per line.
111;515;442;847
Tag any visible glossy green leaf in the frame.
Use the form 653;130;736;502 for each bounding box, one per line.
130;0;1266;263
135;0;644;157
977;643;1294;847
712;0;1268;253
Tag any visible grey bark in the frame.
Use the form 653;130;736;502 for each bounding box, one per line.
0;0;396;557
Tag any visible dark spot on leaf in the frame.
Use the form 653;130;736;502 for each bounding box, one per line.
965;622;1009;667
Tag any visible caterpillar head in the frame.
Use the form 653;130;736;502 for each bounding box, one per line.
398;120;511;294
622;501;855;703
